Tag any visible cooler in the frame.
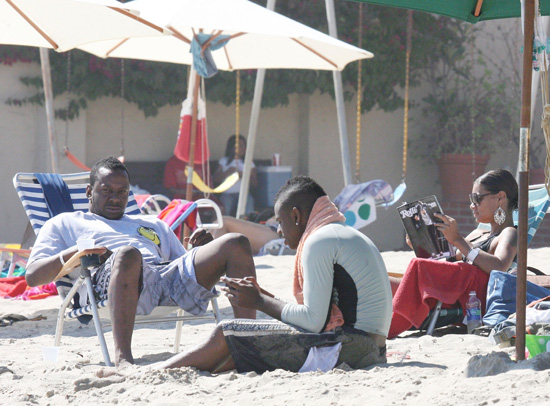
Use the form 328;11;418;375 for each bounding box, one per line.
255;166;292;208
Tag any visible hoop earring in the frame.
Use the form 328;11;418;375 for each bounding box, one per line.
494;206;506;225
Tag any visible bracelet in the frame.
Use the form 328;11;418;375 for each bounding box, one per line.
59;252;66;266
463;247;480;264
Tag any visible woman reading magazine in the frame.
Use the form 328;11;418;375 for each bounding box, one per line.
389;169;518;338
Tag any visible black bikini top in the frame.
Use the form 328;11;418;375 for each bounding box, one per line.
470;232;498;253
469;225;518;253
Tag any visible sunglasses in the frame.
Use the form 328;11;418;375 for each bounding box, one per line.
469;192;495;206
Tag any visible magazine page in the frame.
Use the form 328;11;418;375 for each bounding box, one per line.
397;195;455;260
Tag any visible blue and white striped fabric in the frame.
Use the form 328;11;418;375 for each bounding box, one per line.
13;172;141;235
515;186;550;245
13;171;143;322
66;299;108;320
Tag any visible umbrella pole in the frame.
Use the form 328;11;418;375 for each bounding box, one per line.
236;0;277;219
39;48;59;174
325;0;352;186
183;70;201;243
516;0;535;362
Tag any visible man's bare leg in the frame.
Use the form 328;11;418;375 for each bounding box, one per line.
212;216;278;255
108;246;143;367
193;233;256;319
154;325;235;372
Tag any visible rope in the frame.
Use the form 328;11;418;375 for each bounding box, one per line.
235;70;241;159
535;8;549;195
63;147;91;171
64;51;71;148
402;10;412;182
469;27;476;182
199;76;211;198
355;3;363;183
540;48;550;195
120;60;125;157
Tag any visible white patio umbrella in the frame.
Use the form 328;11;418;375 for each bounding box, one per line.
0;0;165;51
78;0;373;205
0;0;166;171
79;0;372;70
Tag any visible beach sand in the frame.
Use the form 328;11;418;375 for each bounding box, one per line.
1;248;550;405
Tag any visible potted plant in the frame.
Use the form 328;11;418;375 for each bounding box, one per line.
411;21;519;201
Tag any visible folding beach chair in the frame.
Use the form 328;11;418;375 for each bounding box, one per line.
424;184;550;335
13;171;222;366
0;244;30;278
135;194;172;215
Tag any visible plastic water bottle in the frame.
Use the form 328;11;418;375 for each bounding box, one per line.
466;291;482;334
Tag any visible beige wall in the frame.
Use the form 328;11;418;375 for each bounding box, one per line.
0;68;418;251
0;19;528;252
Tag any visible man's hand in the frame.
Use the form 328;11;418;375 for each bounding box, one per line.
220;276;263;309
185;229;213;247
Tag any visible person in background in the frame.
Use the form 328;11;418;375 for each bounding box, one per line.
214;135;257;217
163;154;210;201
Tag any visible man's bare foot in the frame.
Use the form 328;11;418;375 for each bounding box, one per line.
95;359;139;378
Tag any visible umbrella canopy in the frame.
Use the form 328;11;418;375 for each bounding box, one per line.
79;0;372;71
350;0;550;23
0;0;165;51
78;0;373;209
0;0;167;172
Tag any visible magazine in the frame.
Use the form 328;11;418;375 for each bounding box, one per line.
396;195;456;260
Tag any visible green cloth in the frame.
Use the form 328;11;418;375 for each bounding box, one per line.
349;0;550;23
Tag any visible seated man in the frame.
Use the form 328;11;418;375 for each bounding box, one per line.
151;175;392;373
25;156;256;368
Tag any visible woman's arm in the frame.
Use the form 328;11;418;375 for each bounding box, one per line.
248;166;258;188
435;213;517;274
465;227;517;274
213;160;236;186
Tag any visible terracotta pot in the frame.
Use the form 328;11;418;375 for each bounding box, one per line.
530;168;546;185
436;154;490;202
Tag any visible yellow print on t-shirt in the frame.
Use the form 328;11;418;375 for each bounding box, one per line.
138;226;160;246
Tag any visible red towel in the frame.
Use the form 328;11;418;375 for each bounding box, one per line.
389;258;490;338
16;282;58;300
292;195;346;332
158;200;197;238
0;276;28;298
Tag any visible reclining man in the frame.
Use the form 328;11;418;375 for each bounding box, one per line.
25;156;256;367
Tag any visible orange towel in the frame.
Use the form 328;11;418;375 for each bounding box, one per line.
292;195;346;332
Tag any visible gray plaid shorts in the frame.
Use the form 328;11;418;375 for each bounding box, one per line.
221;319;387;373
91;247;217;316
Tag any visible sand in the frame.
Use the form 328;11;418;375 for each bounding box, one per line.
1;248;550;405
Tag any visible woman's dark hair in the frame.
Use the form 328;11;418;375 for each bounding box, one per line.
224;134;246;159
90;156;130;186
475;169;519;210
274;175;327;216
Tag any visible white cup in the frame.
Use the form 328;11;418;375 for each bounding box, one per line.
42;346;60;362
77;238;95;251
